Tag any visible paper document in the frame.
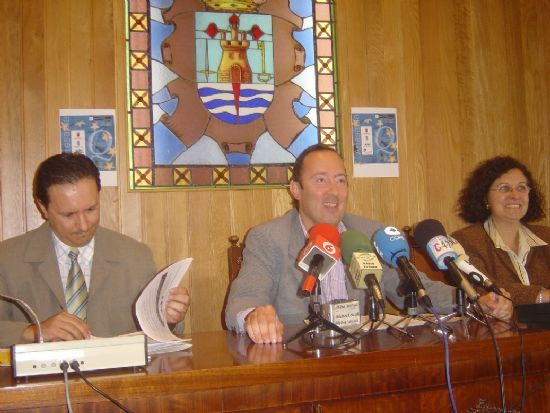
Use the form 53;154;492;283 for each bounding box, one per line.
147;337;191;355
136;258;193;343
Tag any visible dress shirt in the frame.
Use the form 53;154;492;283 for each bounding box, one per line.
52;233;94;290
484;217;547;285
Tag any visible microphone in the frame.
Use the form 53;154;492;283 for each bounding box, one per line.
300;254;324;296
297;223;341;296
447;236;506;297
0;292;44;343
341;230;384;307
413;219;479;302
372;226;433;309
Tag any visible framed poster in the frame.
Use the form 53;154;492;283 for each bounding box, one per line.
59;109;118;186
351;107;399;178
126;0;339;189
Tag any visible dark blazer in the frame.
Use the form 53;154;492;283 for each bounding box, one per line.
0;223;156;347
225;209;455;330
452;223;550;305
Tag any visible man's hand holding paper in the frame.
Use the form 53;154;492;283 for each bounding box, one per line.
135;258;193;343
166;286;191;326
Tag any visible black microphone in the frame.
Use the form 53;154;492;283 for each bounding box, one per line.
413;219;479;302
0;292;44;343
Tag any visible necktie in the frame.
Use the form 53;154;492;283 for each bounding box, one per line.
65;248;88;320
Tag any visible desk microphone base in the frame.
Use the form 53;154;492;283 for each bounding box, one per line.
12;334;147;377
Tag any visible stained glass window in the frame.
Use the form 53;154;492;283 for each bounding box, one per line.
126;0;339;189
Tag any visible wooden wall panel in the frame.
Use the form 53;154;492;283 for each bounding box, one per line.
92;0;120;232
338;0;377;221
400;0;429;226
44;0;70;154
418;0;464;229
22;0;47;233
0;0;25;239
0;0;548;335
378;0;411;227
518;0;550;208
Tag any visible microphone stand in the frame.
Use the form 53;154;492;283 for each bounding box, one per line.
0;293;44;343
283;281;355;347
439;288;486;337
389;282;452;338
365;293;412;339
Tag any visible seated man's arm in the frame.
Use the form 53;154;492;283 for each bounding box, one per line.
0;265;91;347
21;312;91;343
225;227;284;343
1;272;91;345
244;304;283;344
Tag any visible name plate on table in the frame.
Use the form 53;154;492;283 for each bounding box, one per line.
321;299;361;330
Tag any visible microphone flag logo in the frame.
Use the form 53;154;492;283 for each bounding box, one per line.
323;240;336;255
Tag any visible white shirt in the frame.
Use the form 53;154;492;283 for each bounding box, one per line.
483;217;547;285
51;232;95;290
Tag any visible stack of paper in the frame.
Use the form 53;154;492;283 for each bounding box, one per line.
147;337;192;355
135;258;194;354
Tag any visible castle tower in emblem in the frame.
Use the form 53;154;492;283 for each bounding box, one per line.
217;14;252;83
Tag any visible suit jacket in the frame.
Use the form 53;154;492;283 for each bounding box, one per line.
225;209;455;330
452;223;550;305
0;223;156;347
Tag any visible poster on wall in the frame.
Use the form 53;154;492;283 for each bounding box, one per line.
126;0;339;189
59;109;117;186
351;107;399;178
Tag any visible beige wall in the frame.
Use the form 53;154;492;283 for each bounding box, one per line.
0;0;548;333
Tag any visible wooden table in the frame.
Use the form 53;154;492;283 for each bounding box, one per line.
1;322;549;412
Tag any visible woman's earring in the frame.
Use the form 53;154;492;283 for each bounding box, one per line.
486;203;490;210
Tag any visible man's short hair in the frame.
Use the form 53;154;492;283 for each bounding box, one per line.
291;143;339;184
34;153;101;207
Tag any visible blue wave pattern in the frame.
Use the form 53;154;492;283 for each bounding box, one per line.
198;83;274;124
203;98;271;109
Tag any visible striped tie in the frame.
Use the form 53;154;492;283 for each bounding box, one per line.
65;248;88;320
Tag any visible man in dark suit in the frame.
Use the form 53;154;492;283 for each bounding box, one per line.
225;144;512;344
0;153;190;347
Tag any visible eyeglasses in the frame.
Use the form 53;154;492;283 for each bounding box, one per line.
490;183;531;194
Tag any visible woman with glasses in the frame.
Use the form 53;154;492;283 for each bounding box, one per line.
451;156;549;305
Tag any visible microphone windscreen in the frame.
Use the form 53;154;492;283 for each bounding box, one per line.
309;222;340;245
413;219;447;251
372;227;410;267
414;219;458;269
341;230;372;265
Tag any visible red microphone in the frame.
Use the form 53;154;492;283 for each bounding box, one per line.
297;223;341;296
